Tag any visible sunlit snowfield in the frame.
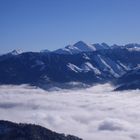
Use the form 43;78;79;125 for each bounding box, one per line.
0;84;140;140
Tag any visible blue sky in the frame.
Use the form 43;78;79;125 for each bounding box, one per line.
0;0;140;53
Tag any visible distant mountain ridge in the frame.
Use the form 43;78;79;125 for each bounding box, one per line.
0;41;140;90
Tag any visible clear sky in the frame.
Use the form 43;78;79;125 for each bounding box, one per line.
0;0;140;53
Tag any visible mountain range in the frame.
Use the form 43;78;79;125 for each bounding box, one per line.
0;41;140;90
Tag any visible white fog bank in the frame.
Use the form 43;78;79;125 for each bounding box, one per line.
0;84;140;140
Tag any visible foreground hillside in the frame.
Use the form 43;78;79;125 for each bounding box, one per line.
0;120;82;140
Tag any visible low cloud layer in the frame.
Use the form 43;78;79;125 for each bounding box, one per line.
0;84;140;140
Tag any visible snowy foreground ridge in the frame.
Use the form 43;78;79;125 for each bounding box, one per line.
0;84;140;140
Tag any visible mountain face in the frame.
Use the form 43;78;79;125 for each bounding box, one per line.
0;41;140;90
115;67;140;91
0;120;82;140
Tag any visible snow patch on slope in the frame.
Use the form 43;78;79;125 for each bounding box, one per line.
67;62;101;75
81;62;101;75
97;55;120;77
67;63;82;73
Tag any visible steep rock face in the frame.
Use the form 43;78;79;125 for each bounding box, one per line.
0;120;82;140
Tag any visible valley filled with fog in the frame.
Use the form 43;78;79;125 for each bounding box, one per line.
0;84;140;140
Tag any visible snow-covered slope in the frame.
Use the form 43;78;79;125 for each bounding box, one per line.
81;62;101;75
67;62;101;75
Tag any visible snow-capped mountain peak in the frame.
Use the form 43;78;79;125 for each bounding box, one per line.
74;41;96;52
53;45;81;54
53;41;96;54
10;49;23;55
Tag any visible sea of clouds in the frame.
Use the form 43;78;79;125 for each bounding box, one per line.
0;84;140;140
